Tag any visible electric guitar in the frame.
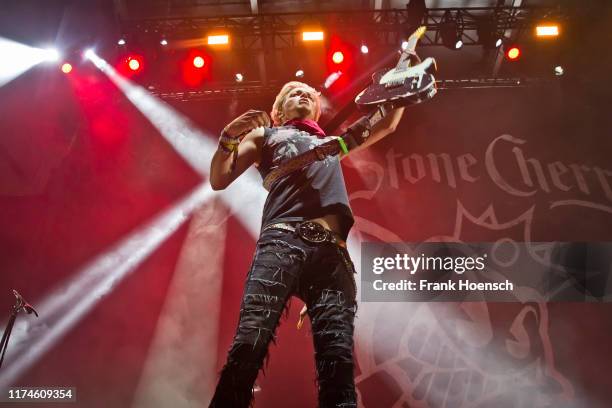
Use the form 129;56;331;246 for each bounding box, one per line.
355;26;437;108
262;27;437;191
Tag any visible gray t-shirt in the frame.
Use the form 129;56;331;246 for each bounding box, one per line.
257;125;354;240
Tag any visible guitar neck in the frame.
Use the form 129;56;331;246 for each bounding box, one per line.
366;102;396;128
397;26;426;67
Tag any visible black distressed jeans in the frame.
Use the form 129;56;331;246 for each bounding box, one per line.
209;227;358;408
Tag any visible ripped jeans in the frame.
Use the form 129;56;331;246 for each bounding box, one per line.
209;227;358;408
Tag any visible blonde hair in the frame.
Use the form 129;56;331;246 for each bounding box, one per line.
270;81;321;126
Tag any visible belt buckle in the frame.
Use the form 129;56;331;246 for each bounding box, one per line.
297;221;329;243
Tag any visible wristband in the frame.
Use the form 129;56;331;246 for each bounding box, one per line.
337;137;349;155
218;140;238;154
219;129;241;172
219;131;240;145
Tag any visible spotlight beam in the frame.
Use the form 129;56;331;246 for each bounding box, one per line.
0;37;54;88
85;51;266;237
0;183;215;389
1;50;269;387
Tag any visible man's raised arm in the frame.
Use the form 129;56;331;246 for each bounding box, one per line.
209;110;270;190
340;107;405;158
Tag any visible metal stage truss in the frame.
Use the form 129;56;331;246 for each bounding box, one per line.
119;6;567;51
150;77;558;102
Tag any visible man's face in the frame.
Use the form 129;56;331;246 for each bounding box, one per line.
282;86;317;122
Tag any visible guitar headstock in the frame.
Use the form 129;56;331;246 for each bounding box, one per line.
398;25;427;64
409;26;427;41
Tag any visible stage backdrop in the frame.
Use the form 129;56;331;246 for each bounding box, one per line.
1;71;611;408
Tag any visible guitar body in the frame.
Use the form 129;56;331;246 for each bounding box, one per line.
355;56;438;109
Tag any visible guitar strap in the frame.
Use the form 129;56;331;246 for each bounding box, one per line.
262;104;391;191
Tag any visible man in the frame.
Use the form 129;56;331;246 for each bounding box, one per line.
209;81;404;407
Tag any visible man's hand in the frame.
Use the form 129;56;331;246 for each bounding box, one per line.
224;110;271;138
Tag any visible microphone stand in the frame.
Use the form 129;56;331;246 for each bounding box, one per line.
0;290;38;369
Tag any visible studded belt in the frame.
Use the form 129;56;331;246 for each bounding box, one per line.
262;221;346;247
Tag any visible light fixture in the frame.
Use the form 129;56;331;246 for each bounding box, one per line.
360;44;369;54
124;54;144;72
302;31;324;42
440;11;463;50
160;39;168;46
117;38;126;46
129;58;140;71
43;48;60;62
235;73;244;82
207;34;229;45
295;69;304;78
324;71;342;89
83;49;95;60
506;46;521;60
554;66;564;76
61;63;72;74
332;51;344;64
193;56;205;68
477;17;503;50
536;25;559;37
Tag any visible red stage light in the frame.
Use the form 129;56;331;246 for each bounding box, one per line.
182;50;211;86
123;54;144;74
193;56;205;68
61;63;72;74
332;51;344;64
128;58;140;71
325;36;354;87
506;46;521;60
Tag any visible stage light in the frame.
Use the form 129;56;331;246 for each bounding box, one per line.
326;36;352;74
0;37;61;87
554;66;564;76
360;44;369;54
129;58;140;71
61;63;72;74
302;31;324;41
440;11;462;50
332;51;344;64
123;54;144;74
83;48;95;60
117;38;126;45
235;73;243;82
182;50;209;86
43;48;60;62
536;25;559;37
401;41;409;50
324;71;342;88
477;18;503;50
207;35;229;45
160;39;168;46
193;56;205;68
506;46;521;60
295;69;304;78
